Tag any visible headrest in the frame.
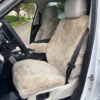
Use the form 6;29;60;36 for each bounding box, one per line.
43;6;58;20
64;0;87;18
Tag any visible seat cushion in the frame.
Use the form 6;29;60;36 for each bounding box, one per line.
13;59;65;99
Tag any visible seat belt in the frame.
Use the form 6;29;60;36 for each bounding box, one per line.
65;29;89;84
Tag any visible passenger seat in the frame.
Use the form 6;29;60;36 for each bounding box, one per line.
13;0;89;99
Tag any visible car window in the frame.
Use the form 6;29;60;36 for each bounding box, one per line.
5;2;37;45
48;2;65;20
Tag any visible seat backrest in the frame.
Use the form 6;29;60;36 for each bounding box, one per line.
46;0;89;79
35;6;59;41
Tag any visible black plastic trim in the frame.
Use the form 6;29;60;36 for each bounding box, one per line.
34;39;50;43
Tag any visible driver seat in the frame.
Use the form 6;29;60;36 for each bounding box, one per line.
13;0;88;99
34;6;59;41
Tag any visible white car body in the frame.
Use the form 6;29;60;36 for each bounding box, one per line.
81;0;100;100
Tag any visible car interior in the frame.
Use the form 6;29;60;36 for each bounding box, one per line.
0;0;91;100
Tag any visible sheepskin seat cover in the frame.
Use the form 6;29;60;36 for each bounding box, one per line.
34;6;59;41
13;16;88;99
29;43;48;53
29;6;59;53
13;0;88;99
47;16;89;77
13;60;65;98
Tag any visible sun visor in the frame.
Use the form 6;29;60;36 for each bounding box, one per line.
0;0;23;19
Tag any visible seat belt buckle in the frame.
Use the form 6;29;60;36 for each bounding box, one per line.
65;63;76;84
67;62;76;70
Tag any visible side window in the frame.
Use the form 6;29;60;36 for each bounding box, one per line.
48;2;65;20
6;3;37;28
6;2;37;35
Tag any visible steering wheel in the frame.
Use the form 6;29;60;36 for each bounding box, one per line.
1;19;29;55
